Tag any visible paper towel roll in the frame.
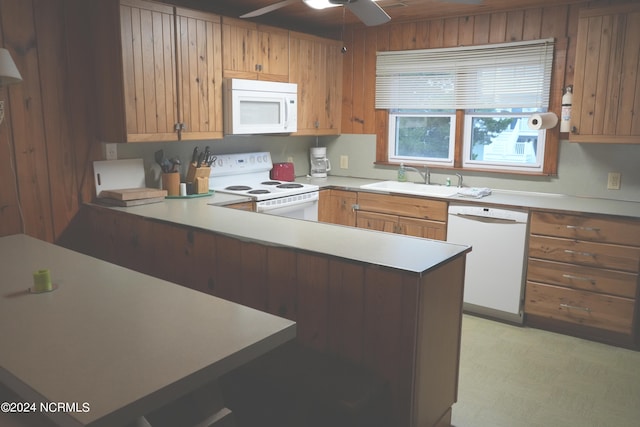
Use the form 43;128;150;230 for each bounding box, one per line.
528;112;558;130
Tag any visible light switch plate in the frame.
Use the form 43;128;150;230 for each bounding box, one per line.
340;155;349;169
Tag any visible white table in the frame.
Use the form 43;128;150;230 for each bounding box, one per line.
0;234;296;427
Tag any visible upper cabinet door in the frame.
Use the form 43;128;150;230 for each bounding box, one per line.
570;3;640;143
221;17;289;82
119;0;179;142
92;0;223;143
175;8;223;140
289;31;343;136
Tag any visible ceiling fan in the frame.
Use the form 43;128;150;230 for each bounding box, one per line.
240;0;391;27
240;0;485;27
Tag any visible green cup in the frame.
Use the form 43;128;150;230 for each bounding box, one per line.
33;269;53;292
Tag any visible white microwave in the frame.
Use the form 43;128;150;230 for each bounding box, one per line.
224;78;298;135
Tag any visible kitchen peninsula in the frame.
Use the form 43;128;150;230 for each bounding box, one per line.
64;196;471;427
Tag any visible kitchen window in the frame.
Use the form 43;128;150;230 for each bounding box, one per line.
388;110;455;166
377;38;555;174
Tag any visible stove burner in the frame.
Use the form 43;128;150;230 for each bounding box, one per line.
261;181;282;186
248;189;271;195
225;185;252;191
277;183;304;189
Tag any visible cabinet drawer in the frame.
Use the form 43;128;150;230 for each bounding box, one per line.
527;258;638;298
531;211;640;246
399;217;446;240
529;235;640;272
357;192;447;221
525;282;635;335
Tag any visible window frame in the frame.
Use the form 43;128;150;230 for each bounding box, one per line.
375;38;563;176
387;110;456;167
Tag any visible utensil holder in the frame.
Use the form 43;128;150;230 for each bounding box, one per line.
161;173;180;196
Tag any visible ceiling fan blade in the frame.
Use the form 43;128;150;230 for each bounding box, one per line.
240;0;300;18
345;0;391;26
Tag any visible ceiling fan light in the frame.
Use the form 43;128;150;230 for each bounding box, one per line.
303;0;341;10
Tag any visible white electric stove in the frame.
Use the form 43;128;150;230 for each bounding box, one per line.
208;152;319;220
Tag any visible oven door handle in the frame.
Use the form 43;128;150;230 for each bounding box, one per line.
256;198;317;214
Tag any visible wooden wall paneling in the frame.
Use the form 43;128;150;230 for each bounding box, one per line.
362;265;415;427
458;16;474;46
214;234;242;303
149;221;197;287
506;10;525;41
266;247;298;320
0;45;22;236
362;27;378;135
443;17;460;47
414;21;430;49
340;28;354;133
110;212;152;274
489;12;507;42
523;8;543;40
350;28;366;133
192;231;217;295
1;0;53;241
296;252;329;352
375;26;390;163
327;259;365;364
472;14;491;44
62;0;100;209
428;19;445;48
34;0;79;241
240;241;268;311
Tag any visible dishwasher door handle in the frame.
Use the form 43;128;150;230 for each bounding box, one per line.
451;213;521;224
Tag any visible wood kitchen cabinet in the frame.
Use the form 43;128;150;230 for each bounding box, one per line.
356;192;447;240
570;2;640;143
525;210;640;347
92;0;223;142
289;31;343;135
221;17;289;82
318;189;357;226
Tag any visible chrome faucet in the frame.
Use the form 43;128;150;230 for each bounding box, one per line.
456;173;463;188
404;166;430;184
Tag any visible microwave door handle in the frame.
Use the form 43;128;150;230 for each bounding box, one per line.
284;97;289;129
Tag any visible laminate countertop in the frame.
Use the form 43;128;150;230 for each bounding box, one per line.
96;191;471;275
300;176;640;219
0;234;296;427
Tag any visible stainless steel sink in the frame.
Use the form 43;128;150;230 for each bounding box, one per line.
359;181;460;197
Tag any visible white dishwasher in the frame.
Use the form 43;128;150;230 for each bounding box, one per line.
447;204;529;324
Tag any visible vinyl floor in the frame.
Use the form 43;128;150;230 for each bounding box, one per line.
451;314;640;427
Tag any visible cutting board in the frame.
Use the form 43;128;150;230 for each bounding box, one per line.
99;188;167;201
93;159;166;201
94;159;145;195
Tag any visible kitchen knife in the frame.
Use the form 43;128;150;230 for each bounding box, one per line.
191;147;199;165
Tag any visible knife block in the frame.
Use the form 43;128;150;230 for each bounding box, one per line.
186;165;210;194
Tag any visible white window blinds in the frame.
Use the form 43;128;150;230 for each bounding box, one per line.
376;38;555;110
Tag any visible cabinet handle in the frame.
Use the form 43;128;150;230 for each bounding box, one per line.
560;303;592;313
562;274;596;285
564;249;595;258
565;225;600;232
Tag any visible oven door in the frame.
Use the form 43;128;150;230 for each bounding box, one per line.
256;192;318;221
